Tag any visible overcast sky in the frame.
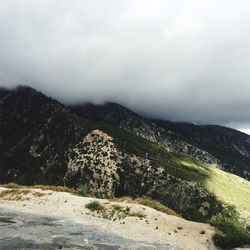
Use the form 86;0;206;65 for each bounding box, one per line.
1;1;250;133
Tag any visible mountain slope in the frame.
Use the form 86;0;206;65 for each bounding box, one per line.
171;153;250;213
0;86;88;184
70;103;221;167
70;103;250;180
99;123;250;214
152;120;250;180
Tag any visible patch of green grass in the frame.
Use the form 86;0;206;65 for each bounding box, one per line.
211;205;250;249
204;167;250;213
170;156;250;213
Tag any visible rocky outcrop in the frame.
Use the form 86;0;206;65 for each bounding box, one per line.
66;130;121;196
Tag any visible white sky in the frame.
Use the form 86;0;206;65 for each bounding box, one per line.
0;0;250;130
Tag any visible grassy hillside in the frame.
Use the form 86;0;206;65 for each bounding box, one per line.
93;122;250;214
205;167;250;213
171;155;250;213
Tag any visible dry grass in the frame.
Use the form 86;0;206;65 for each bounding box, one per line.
32;185;75;193
128;211;146;218
0;188;46;200
1;183;75;193
85;201;146;220
0;189;31;201
2;183;20;189
112;204;123;211
111;196;177;216
135;198;177;216
32;191;45;197
112;196;134;203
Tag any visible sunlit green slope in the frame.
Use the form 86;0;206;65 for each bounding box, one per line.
175;156;250;213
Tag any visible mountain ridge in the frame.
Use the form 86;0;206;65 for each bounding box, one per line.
1;85;250;180
70;103;222;167
70;102;250;180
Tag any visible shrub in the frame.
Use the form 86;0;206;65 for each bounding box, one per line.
125;206;130;213
211;205;250;249
76;184;93;197
85;201;104;211
2;183;21;189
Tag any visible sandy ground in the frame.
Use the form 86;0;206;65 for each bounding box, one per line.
0;187;218;250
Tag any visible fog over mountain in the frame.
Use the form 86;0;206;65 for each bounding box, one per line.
0;0;250;132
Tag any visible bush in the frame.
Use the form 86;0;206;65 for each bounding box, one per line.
76;184;93;197
211;205;250;249
85;201;104;211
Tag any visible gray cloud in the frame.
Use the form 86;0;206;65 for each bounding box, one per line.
1;0;250;131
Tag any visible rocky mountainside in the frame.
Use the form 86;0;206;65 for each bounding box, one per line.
0;86;223;222
0;86;87;184
70;103;221;167
152;120;250;180
70;103;250;180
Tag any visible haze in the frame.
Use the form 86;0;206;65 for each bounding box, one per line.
0;0;250;133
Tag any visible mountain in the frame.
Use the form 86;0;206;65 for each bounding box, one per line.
1;86;250;224
0;86;223;222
